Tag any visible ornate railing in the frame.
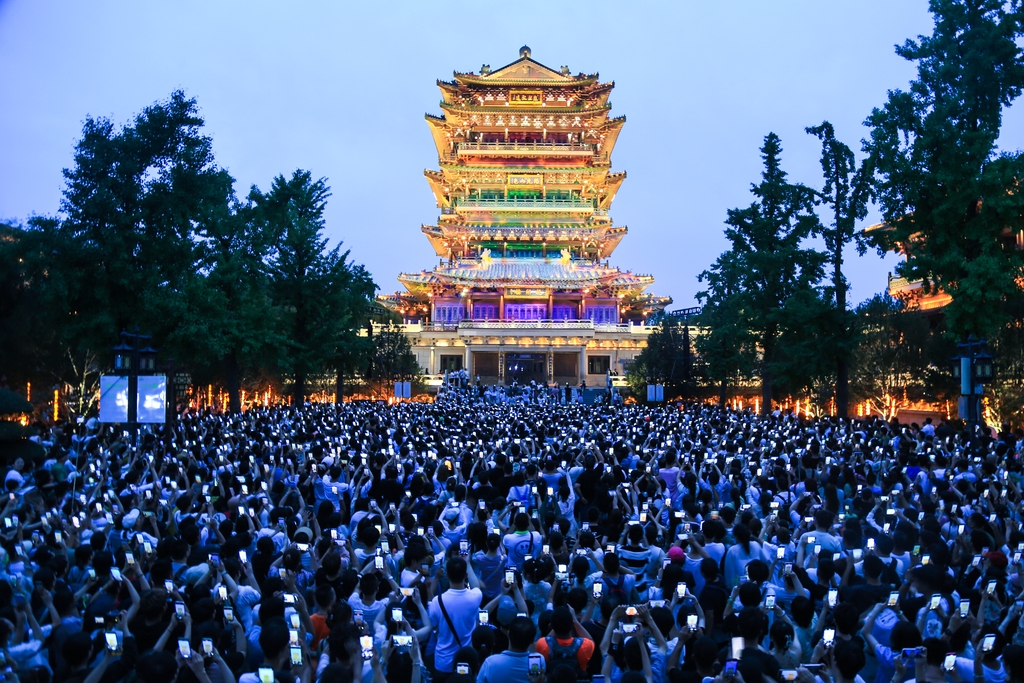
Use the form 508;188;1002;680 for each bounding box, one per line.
458;320;594;330
454;197;594;212
457;142;593;156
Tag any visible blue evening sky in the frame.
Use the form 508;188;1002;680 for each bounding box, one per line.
2;1;1021;308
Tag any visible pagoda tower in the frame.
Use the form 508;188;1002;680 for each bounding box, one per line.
381;47;669;386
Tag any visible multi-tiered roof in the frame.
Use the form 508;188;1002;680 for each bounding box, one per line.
383;47;668;322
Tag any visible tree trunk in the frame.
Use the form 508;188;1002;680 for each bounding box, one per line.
761;369;773;416
335;368;344;404
294;372;305;406
719;380;727;408
835;247;849;417
836;357;849;418
226;351;241;413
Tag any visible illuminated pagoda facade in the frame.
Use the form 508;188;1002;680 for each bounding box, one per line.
380;47;669;386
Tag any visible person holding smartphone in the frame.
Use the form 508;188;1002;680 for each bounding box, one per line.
477;616;546;683
427;557;483;677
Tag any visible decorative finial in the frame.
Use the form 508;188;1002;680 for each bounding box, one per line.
519;45;531;59
560;66;570;75
480;64;490;75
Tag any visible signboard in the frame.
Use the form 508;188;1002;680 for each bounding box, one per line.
137;375;167;424
507;174;543;186
508;90;542;106
99;376;129;423
646;384;665;402
393;382;411;399
504;287;549;299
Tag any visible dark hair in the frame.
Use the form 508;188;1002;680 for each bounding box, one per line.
551;605;573;637
135;651;179;683
62;631;93;668
889;621;922;651
833;603;860;636
447;557;468;584
259;617;290;659
508;616;536;650
738;606;765;641
834;639;866;679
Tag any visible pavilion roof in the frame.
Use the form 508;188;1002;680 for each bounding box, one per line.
450;48;599;86
398;257;652;292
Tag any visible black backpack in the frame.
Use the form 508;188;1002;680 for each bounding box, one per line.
546;636;588;680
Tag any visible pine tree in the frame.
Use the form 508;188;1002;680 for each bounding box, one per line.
805;122;872;417
716;133;825;413
253;171;375;404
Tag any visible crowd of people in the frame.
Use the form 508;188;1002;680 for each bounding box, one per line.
2;390;1024;683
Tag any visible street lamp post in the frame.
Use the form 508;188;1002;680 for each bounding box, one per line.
951;336;994;427
113;327;156;444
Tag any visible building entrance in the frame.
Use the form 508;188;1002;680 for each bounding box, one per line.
505;353;547;384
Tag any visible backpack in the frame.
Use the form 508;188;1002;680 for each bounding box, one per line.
546;636;586;679
604;574;629;604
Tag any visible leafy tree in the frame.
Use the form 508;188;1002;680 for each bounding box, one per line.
865;0;1024;340
850;294;938;419
806;122;873;417
192;199;282;413
253;171;375;405
986;296;1024;425
715;133;825;413
328;262;376;403
626;316;696;400
5;92;230;417
696;251;753;406
368;323;419;386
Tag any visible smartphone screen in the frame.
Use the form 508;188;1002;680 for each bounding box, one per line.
528;653;543;676
731;637;744;659
178;639;191;659
290;647;302;666
943;653;957;671
104;632;119;652
360;635;374;660
258;668;274;683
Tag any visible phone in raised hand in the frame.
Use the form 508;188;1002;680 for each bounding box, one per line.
823;629;835;648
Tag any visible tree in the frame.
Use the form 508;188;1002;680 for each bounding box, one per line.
192;199;282;413
696;251;754;406
715;133;826;413
368;324;419;387
253;171;375;405
865;0;1024;340
806;122;873;417
7;92;230;417
626;316;696;400
850;294;936;420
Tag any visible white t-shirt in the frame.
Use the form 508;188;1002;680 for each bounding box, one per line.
428;587;483;673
